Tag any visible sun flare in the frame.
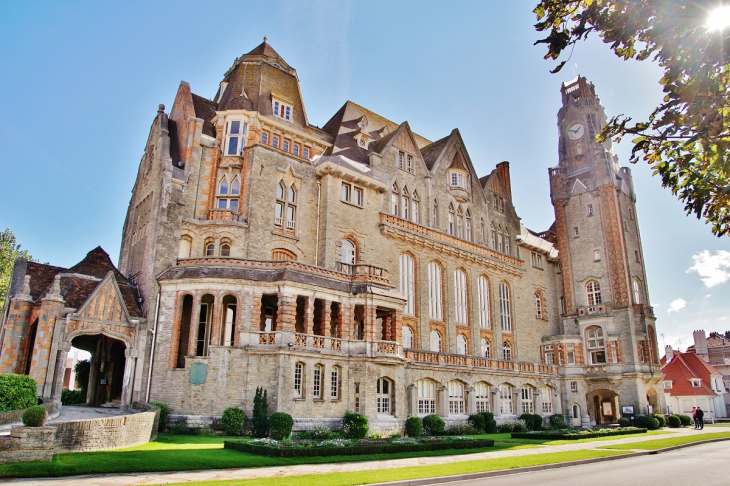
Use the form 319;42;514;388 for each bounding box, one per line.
707;6;730;30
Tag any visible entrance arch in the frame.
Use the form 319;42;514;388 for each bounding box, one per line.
646;388;659;415
70;332;131;407
587;389;619;425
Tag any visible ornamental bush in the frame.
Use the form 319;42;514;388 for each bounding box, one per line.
422;414;445;436
677;414;692;427
61;389;86;405
635;415;660;430
468;413;485;432
497;419;528;433
0;373;37;412
480;412;498;433
405;415;423;437
445;421;476;436
151;402;169;432
653;413;666;428
221;406;246;436
549;414;567;429
269;412;293;440
252;387;268;438
519;413;543;431
617;417;630;427
21;405;47;427
666;414;681;428
310;424;334;440
342;411;369;439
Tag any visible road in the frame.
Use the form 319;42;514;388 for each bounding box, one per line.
422;440;729;486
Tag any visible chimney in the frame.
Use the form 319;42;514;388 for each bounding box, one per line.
496;161;512;201
693;330;709;362
664;345;673;361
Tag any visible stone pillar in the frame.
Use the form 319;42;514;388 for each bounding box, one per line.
364;304;377;341
437;385;448;417
392;310;402;343
467;385;476;415
30;276;65;396
492;389;501;417
321;299;332;337
536;388;544;417
339;304;352;339
51;342;70;409
381;313;391;342
277;292;297;332
250;292;263;332
187;294;201;357
209;292;222;346
0;288;34;374
303;297;314;335
407;384;417;416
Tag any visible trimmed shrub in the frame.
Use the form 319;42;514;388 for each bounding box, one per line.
677;414;692;427
310;424;334;440
549;414;567;429
511;428;647;440
0;373;37;412
21;405;47;427
480;412;497;433
617;417;630;427
252;387;268;438
405;415;423;437
653;413;666;428
61;389;86;405
445;421;476;436
666;414;681;428
468;414;485;432
422;414;445;436
269;412;293;440
497;419;528;433
151;402;169;432
342;411;369;439
519;413;543;431
221;406;246;436
635;415;660;430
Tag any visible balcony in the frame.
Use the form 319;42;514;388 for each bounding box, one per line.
404;350;559;375
239;331;402;358
206;209;245;222
336;262;389;283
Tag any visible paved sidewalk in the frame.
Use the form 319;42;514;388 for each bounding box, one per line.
2;427;727;486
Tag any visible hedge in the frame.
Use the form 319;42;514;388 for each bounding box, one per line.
511;428;647;440
21;405;47;427
151;402;169;432
0;374;37;413
224;439;495;458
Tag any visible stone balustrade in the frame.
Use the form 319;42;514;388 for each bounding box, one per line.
404;349;559;374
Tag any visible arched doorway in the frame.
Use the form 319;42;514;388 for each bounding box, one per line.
70;334;128;407
587;389;619;425
646;388;659;415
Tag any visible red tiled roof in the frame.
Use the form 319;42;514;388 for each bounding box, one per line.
661;352;722;397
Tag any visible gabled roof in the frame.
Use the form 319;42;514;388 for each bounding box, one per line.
420;135;450;171
661;352;722;397
191;94;218;137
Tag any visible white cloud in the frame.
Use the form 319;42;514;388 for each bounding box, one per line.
687;250;730;288
667;298;687;314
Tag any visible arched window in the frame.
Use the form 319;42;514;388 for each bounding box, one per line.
432;199;439;227
465;210;472;241
230;177;240;195
572;404;580;419
499;282;512;332
313;364;323;398
490;224;496;250
448;381;465;414
521;386;535;413
274;182;297;232
391;183;400;217
456;206;464;238
331;366;340;399
430;330;442;352
341;239;356;264
535;292;543;319
400;254;415;316
272;248;296;261
219;177;228;195
448;203;455;235
480;219;486;243
217;177;239;211
504;230;510;256
541;386;553;414
197;294;215;356
377;377;394;414
411;190;420;223
499;384;514;415
402;326;414;349
454;269;468;325
174;294;193;368
205;242;215;256
220;243;231;257
456;334;467;355
261;131;269;144
221;295;237;346
417;379;436;414
478;276;490;329
401;186;410;221
178;235;192;259
586;326;606;364
586;280;602;306
481;338;491;358
503;341;512;361
428;262;443;320
633;278;642;304
475;382;490;412
294;362;304;398
497;226;504;253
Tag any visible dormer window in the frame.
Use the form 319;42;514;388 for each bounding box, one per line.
450;171;466;188
397;151;413;173
492;195;505;213
272;100;292;121
691;379;701;388
225;119;248;156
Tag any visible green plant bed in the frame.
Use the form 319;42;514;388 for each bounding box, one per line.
511;427;647;440
225;437;494;458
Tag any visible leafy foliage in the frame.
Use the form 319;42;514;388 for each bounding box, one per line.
635;414;660;430
666;414;682;428
422;414;445;436
61;390;86;405
0;373;37;412
467;413;485;432
534;0;730;236
519;413;543;431
151;402;169;432
653;413;666;428
341;410;369;439
549;413;567;429
74;360;90;392
677;414;693;427
269;412;293;440
252;387;268;438
444;421;477;436
221;406;245;436
618;417;630;427
405;415;423;437
0;229;33;309
21;405;47;427
480;412;498;433
497;419;528;433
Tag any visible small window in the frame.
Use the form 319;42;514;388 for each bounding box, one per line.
220;244;231;257
544;345;554;364
303;147;310;159
586;281;602;306
294;362;304;398
574;227;580;237
570;381;578;392
293;144;300;156
272;136;280;149
272;100;292;121
567;344;575;365
377;377;393;414
402;326;414;349
594;250;600;262
691;379;701;388
535;292;543;319
531;252;543;269
430;330;442;352
283;140;290;152
341;182;364;207
225;119;248;156
313;364;323;398
261;132;269;144
635;250;640;262
503;341;512;361
331;366;340;399
450;171;466;188
205;243;215;256
588;204;593;216
663;381;673;389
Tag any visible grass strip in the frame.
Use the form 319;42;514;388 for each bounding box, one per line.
164;449;629;486
602;431;730;450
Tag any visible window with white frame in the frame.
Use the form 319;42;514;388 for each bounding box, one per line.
499;384;513;414
456;334;467;355
205;242;215;256
454;269;468;325
293;144;300;156
294;362;304;398
430;330;442;352
531;252;543;269
663;381;673;389
391;183;400;217
331;366;340;399
456;206;464;238
402;326;414;349
478;276;490;329
400;254;415;316
503;341;512;361
490;224;496;250
691;379;701;387
481;338;491;358
313;364;323;398
261;132;269;144
475;382;490;412
633;278;642;304
411;190;420;223
397;151;413;173
567;344;576;365
272;135;280;148
401;186;410;221
586;326;606;364
428;262;443;320
274;182;297;232
283;140;290;152
377;377;393;414
450;170;467;188
499;282;512;332
303;147;310;159
521;386;535;413
544;345;554;365
220;243;231;257
272;99;292;121
570;381;578;392
535;292;543;319
541;386;553;413
586;280;602;306
465;210;472;240
341;182;364;207
417;379;436;415
448;381;465;414
448;204;455;235
216;176;240;211
224;119;248;156
497;227;504;253
504;230;510;256
341;239;356;264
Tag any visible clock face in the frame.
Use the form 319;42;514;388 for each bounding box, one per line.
568;123;585;140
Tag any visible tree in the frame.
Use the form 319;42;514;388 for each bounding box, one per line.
0;229;33;309
534;0;730;237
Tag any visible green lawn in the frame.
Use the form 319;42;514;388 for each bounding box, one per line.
601;431;730;450
165;449;629;486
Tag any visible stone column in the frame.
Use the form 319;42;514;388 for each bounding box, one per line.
407;384;417;416
0;275;34;374
437;385;448;417
535;388;544;417
121;347;138;409
51;342;71;409
392;310;403;343
492;389;501;417
187;293;201;357
303;297;314;335
364;304;377;341
339;304;352;339
277;292;297;332
320;299;332;337
209;292;222;347
30;276;65;397
381;313;391;341
467;385;476;415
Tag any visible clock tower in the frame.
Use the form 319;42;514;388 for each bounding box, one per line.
548;76;663;424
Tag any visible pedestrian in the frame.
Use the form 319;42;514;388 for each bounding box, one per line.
696;407;704;430
692;407;698;429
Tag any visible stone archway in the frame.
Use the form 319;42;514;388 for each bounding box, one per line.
646;388;659;415
587;389;619;425
70;333;131;408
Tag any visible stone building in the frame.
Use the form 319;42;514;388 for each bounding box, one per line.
1;40;663;428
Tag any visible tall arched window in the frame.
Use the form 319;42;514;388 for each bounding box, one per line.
205;242;215;256
221;295;237;346
448;203;455;235
465;210;472;241
220;243;231;257
586;280;602;306
454;269;468;325
633;278;642;304
456;334;467;355
428;262;443;320
219;177;228;195
497;226;504;253
521;386;535;413
217;177;240;211
400;254;415;316
456;206;464;238
417;379;436;414
478;276;490;328
377;377;394;414
313;364;323;398
481;338;491;358
294;362;304;398
411;190;420;223
535;292;543;319
178;235;192;259
448;381;465;414
499;384;513;415
402;326;414;349
503;341;512;361
430;330;442;352
331;366;340;399
499;282;512;332
490;224;496;250
475;382;490;412
541;386;553;414
341;239;356;264
391;183;400;217
231;177;240;195
275;182;297;232
586;326;606;364
504;230;510;255
401;186;410;221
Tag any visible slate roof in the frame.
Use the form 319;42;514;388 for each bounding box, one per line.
191;94;218;137
420;135;450;171
25;262;65;302
661;352;722;397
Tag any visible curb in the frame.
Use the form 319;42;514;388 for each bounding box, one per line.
369;436;730;486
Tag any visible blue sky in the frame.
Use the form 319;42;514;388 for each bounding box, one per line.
1;1;728;354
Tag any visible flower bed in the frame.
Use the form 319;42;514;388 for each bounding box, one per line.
511;427;647;440
224;436;494;457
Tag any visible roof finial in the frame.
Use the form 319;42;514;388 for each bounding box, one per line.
263;35;268;44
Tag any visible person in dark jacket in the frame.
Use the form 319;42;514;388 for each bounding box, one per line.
696;407;705;429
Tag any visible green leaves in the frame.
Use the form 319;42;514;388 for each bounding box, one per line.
0;229;33;309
